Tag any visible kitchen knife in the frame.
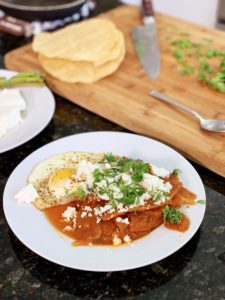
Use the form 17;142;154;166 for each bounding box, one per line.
132;0;160;79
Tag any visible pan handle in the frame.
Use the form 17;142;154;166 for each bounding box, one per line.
142;0;154;17
0;15;28;36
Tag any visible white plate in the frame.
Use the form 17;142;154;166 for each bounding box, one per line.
0;69;55;153
3;132;206;272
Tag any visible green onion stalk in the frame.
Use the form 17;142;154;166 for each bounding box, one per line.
0;71;45;89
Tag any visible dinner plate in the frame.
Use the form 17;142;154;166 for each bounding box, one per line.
3;131;206;272
0;69;55;153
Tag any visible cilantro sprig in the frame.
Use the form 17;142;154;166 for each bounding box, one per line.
197;199;206;204
172;168;181;176
162;205;183;224
105;152;116;163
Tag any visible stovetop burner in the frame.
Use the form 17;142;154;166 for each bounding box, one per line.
0;0;95;37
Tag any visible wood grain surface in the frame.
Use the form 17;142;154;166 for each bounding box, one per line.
4;5;225;177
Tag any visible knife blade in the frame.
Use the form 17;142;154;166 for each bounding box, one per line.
132;0;160;80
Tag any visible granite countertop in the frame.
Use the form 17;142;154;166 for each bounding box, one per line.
0;1;225;299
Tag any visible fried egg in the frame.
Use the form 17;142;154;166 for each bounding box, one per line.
28;152;105;210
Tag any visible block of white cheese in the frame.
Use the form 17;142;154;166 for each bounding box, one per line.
15;183;39;204
0;89;26;110
0;88;26;138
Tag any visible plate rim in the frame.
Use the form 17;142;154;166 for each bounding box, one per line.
0;69;55;153
3;131;206;272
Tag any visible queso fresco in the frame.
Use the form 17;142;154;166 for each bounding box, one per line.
15;152;197;246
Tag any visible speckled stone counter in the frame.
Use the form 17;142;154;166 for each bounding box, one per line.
0;1;225;299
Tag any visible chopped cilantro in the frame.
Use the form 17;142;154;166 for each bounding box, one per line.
65;186;86;199
105;152;116;163
166;33;225;92
202;37;213;43
173;48;184;61
152;191;168;203
118;183;146;206
93;168;104;183
178;64;195;75
95;205;101;212
92;155;168;207
206;71;225;92
197;199;206;204
117;158;148;182
172;168;181;176
172;39;192;49
163;205;183;224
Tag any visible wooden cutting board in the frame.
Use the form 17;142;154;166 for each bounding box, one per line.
4;5;225;178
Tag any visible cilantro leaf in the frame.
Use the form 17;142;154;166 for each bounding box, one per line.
172;168;181;176
197;199;206;204
105;152;116;163
65;186;86;199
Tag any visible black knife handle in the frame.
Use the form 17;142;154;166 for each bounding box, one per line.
142;0;154;17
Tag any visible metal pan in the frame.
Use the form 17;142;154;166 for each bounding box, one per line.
0;0;87;21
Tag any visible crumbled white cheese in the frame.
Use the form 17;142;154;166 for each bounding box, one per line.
106;177;114;184
62;207;77;222
63;225;73;232
109;184;120;192
94;204;115;215
117;203;128;213
139;192;150;204
74;160;98;188
108;184;123;199
113;235;122;246
164;182;173;192
150;163;170;178
81;211;87;218
123;235;131;243
116;217;129;224
99;204;112;214
15;183;39;204
140;173;172;205
65;179;72;189
154;197;167;205
113;191;123;199
99;193;110;200
115;174;122;181
83;206;92;212
141;173;172;193
104;163;111;169
72;218;76;228
95;179;107;189
121;173;132;185
96;217;101;223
